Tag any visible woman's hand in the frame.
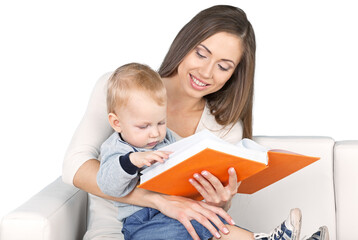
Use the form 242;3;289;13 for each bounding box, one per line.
189;167;240;210
156;194;235;240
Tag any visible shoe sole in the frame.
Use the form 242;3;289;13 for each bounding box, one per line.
290;208;302;240
319;226;329;240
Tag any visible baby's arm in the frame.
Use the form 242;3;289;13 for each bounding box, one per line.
129;151;171;168
97;151;139;198
96;137;141;198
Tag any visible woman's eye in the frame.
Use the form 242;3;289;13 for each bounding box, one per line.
218;64;230;72
195;50;206;59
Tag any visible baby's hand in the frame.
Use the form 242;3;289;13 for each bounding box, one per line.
129;151;172;168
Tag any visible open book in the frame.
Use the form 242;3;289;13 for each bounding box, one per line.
138;130;320;200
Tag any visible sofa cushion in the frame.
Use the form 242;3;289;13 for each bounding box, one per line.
229;136;336;238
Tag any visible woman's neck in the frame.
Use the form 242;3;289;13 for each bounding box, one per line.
163;76;206;137
163;76;205;114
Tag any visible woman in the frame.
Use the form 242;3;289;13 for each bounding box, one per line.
63;5;329;240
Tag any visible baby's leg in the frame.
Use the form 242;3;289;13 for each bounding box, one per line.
212;225;254;240
214;208;303;240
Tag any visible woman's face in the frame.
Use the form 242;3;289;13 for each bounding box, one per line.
177;32;243;99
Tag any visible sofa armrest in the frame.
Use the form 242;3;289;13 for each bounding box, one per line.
334;141;358;240
0;177;88;240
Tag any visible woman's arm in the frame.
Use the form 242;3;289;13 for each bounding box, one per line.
62;72;113;186
74;159;235;240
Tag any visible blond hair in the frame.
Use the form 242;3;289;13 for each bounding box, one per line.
107;63;166;114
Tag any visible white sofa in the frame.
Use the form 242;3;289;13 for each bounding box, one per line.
1;136;357;240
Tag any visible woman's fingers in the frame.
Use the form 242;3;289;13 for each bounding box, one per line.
195;202;233;235
198;201;236;226
183;200;232;238
187;211;222;239
157;195;230;239
201;171;226;192
194;171;224;199
228;167;239;193
194;172;217;196
179;218;201;240
189;177;211;201
191;170;236;206
188;168;242;211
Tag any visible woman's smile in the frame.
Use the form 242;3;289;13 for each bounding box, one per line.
190;73;210;90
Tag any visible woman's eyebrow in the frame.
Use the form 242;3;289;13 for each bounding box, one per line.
199;44;236;65
199;44;212;54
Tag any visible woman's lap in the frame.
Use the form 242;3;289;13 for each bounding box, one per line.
84;194;231;240
84;194;124;240
122;207;224;240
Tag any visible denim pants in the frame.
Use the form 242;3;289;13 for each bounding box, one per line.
122;207;226;240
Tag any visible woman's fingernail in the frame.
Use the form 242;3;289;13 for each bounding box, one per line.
189;178;194;183
193;173;200;179
215;232;221;238
201;170;208;176
223;227;229;234
231;219;236;225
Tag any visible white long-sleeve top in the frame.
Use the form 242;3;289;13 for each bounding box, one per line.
62;72;244;186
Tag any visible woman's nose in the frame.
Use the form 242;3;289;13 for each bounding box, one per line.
199;62;214;79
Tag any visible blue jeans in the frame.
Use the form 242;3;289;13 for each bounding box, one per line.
122;207;226;240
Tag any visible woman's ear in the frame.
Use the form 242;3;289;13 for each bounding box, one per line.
108;113;122;132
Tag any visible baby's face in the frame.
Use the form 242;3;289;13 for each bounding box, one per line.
116;92;167;149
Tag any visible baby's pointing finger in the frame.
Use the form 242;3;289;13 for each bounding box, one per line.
154;151;172;159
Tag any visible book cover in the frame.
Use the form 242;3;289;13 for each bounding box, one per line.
137;130;320;199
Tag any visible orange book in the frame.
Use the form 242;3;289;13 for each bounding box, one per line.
138;130;319;200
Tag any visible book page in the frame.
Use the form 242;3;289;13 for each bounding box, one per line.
140;130;269;182
159;130;226;155
236;138;270;152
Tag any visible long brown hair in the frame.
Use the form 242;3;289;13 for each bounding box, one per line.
158;5;256;139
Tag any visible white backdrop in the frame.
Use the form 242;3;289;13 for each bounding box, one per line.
1;0;357;220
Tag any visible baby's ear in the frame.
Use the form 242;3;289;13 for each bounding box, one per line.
108;113;122;132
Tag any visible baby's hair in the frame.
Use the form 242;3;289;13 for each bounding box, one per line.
107;63;166;114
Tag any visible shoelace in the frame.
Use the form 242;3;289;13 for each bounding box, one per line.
254;223;288;240
267;226;284;240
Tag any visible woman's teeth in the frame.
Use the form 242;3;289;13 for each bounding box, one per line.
192;76;207;86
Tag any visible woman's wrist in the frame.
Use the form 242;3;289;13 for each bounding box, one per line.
116;187;167;210
144;191;169;210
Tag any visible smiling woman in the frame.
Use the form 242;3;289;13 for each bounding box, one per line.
1;0;357;240
176;32;242;94
61;4;330;240
164;31;246;137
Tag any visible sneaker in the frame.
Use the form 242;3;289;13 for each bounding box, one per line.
306;226;329;240
254;208;302;240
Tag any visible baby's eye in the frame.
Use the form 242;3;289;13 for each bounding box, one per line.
158;121;166;125
137;125;149;129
